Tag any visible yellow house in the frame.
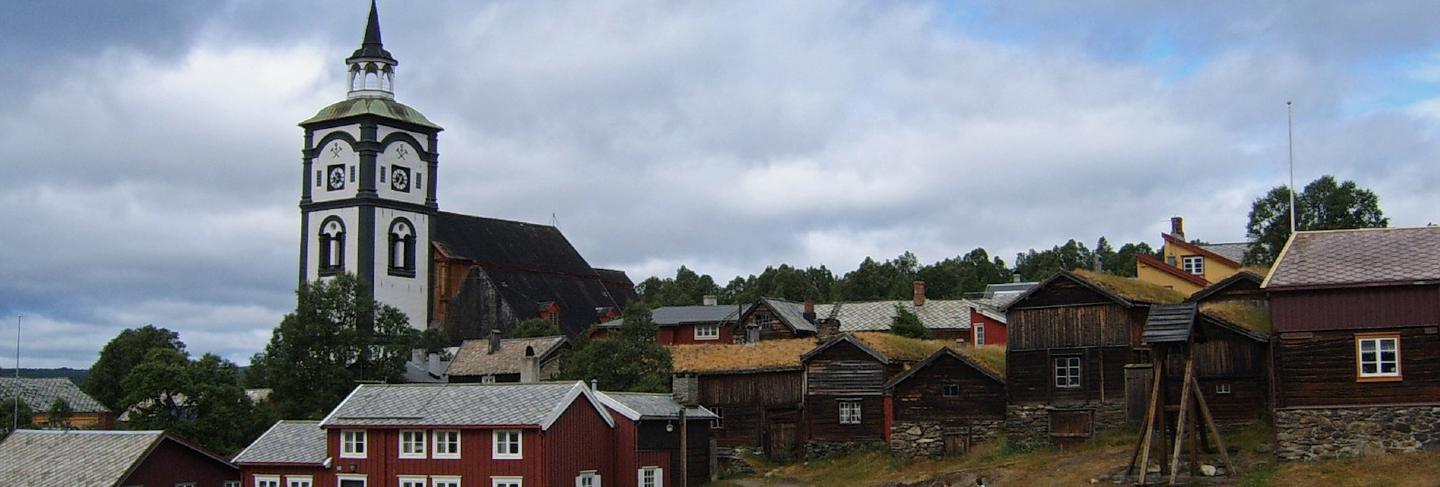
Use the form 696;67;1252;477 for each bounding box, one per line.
1136;217;1250;295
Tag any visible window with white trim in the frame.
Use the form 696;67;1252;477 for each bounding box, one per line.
1054;356;1081;388
975;323;986;345
177;483;196;487
838;400;862;425
576;471;601;487
336;475;367;487
638;467;663;487
1215;383;1232;395
695;323;719;340
399;476;427;487
286;477;313;487
711;407;723;429
1181;255;1204;275
493;430;522;459
225;482;241;487
255;477;280;487
341;430;367;458
492;477;523;487
399;430;426;458
433;430;461;458
432;477;461;487
1358;335;1401;379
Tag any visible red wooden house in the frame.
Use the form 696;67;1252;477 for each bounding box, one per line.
234;420;329;487
1265;227;1440;460
596;392;717;487
0;430;239;486
967;304;1008;346
591;304;742;345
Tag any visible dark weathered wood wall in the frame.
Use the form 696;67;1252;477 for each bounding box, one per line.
1008;305;1132;351
699;371;804;449
1276;327;1440;408
1007;348;1126;404
803;395;885;443
891;354;1005;424
1270;285;1440;333
806;341;887;396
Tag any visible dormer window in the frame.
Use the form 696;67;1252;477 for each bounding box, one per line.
1182;255;1204;275
318;217;346;276
388;219;416;277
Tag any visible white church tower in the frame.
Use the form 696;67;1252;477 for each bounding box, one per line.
298;0;440;329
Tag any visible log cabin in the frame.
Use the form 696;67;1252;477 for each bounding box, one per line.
669;339;813;461
1181;271;1271;424
884;346;1007;458
737;298;818;343
1000;269;1186;446
1265;227;1440;460
0;430;239;486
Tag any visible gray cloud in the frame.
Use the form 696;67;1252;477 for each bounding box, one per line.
2;0;1438;368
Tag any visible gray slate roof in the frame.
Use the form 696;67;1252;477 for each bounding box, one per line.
232;421;327;466
758;298;817;333
597;305;739;329
819;299;971;332
0;378;108;413
1200;242;1250;264
0;430;162;485
322;382;610;429
1265;227;1440;289
595;392;717;421
446;336;566;377
1143;304;1198;344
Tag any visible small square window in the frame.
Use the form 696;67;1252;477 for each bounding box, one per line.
1182;255;1204;275
434;430;461;459
493;430;522;459
399;430;426;459
1054;357;1081;388
341;430;367;458
1357;335;1402;380
695;324;719;340
943;384;960;397
838;400;862;425
1215;383;1232;395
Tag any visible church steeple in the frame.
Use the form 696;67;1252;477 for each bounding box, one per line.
346;0;398;99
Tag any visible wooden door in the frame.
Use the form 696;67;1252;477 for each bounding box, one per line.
1050;409;1094;448
766;422;796;462
1124;364;1154;425
943;432;968;456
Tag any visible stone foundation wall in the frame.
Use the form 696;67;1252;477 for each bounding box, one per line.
804;440;881;459
1275;406;1440;461
1005;402;1125;448
888;420;1004;458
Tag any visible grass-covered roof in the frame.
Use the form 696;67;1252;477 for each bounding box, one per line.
1200;302;1272;335
669;338;814;374
1073;269;1187;305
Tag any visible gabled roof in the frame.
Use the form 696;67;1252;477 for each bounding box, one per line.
0;377;108;413
433;211;622;337
1187;271;1264;304
670;338;814;374
802;333;890;363
885;346;1006;390
1264;227;1440;290
595;392;717;421
746;298;817;333
1142;304;1198;344
593;268;640;309
1162;233;1243;269
0;430;234;486
1200;242;1251;264
1198;302;1271;341
232;420;327;466
800;332;967;365
597;305;739;329
321;381;613;430
445;336;567;377
819;299;971;332
1003;269;1187;311
1136;253;1210;287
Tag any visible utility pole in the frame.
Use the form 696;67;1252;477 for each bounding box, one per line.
12;315;20;433
1288;101;1296;235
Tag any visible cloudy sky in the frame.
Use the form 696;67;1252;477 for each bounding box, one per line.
2;1;1438;369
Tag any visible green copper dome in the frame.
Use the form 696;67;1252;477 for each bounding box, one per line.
301;97;442;130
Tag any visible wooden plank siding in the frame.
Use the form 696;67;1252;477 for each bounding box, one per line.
890;354;1005;424
1276;327;1440;408
804;395;886;443
804;340;893;444
1270;285;1440;333
1007;348;1127;405
696;370;804;449
1008;305;1133;351
544;398;616;486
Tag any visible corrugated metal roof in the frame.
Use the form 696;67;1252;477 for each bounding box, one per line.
1266;227;1440;289
0;430;161;485
0;378;108;413
232;421;327;466
1142;303;1197;344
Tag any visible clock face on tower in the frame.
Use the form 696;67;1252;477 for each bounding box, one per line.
391;166;411;192
327;164;346;191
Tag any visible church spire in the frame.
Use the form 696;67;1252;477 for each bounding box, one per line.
346;0;398;99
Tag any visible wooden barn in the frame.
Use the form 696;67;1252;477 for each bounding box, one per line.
1176;271;1271;424
799;332;955;457
1000;269;1186;446
737;298;818;342
1266;227;1440;460
596;392;717;487
884;346;1007;458
670;339;812;461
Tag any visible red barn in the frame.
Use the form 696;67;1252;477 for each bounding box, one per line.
0;430;238;486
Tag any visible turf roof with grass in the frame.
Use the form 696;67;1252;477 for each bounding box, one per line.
1073;269;1187;305
669;338;816;374
1199;301;1272;335
851;332;1005;377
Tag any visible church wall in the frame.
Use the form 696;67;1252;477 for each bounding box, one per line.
374;208;430;329
305;207;360;283
309;126;361;204
314;126;361;146
375;139;428;206
378;126;429;151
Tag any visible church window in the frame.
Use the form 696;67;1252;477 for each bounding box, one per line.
350;165;357;183
315;170;322;187
388;218;416;277
416;173;423;190
380;166;386;183
318;217;346;276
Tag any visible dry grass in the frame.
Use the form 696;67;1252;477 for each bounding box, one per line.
670;338;815;373
850;332;1006;377
1074;269;1188;305
1201;302;1272;335
1250;450;1440;487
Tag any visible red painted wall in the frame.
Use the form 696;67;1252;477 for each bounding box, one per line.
242;465;329;487
545;398;616;486
1270;285;1440;333
122;438;239;487
970;308;1008;346
326;426;545;485
607;409;640;487
594;323;735;345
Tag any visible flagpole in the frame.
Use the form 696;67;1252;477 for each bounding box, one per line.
12;315;19;432
1287;101;1296;235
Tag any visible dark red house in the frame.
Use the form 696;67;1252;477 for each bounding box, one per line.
967;303;1008;346
596;392;717;486
1266;227;1440;460
234;420;329;487
0;430;239;486
592;303;741;345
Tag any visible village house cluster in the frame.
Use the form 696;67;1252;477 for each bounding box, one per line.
3;3;1438;486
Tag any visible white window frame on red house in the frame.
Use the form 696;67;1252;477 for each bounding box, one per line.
576;470;601;487
398;476;427;487
1181;255;1204;275
492;477;523;487
255;476;280;487
638;466;663;487
1356;334;1402;381
695;323;720;340
341;430;367;459
493;430;522;459
431;476;461;487
399;430;426;459
335;474;367;487
286;476;313;487
433;430;461;459
975;323;986;345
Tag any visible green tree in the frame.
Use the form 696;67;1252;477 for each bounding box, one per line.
636;266;723;306
1014;239;1093;281
85;325;186;410
260;274;419;419
122;348;261;455
1104;242;1157;277
916;248;1013;298
0;398;33;435
840;252;920;301
45;398;74;429
513;318;562;338
1245;175;1389;265
242;352;269;389
890;305;930;339
559;304;672;392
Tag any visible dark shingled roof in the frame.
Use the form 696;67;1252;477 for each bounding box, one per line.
598;305;739;329
1143;303;1198;344
434;211;623;337
594;268;640;309
1265;227;1440;290
0;378;108;413
232;421;327;466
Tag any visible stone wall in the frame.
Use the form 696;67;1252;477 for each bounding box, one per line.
888;420;1004;458
804;440;881;459
1275;406;1440;461
1005;401;1125;448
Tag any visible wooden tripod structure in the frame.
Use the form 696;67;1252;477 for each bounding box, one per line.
1127;305;1235;486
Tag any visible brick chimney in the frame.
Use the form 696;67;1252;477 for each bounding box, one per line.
487;328;502;354
913;281;926;307
802;297;816;322
1171;216;1185;240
